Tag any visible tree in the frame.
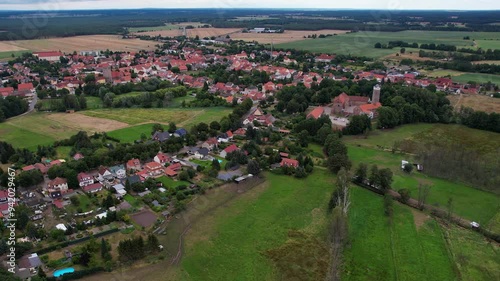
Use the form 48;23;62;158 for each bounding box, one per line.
403;163;413;173
246;159;260;175
400;47;406;54
369;165;379;187
168;122;177;133
374;42;382;48
152;123;164;134
327;153;351;174
335;168;351;215
378;168;393;192
354;163;368;184
210;121;221;131
101;238;111;261
446;197;454;222
146;234;160;253
417;184;431;210
211;159;221;171
398;188;411;203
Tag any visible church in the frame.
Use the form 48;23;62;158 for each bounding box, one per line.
331;85;382;118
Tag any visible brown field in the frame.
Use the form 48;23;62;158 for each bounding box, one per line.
1;35;156;53
187;28;242;38
44;112;129;132
383;50;439;62
448;94;500;113
472;60;500;65
134;29;183;37
0;42;28;52
230;29;349;44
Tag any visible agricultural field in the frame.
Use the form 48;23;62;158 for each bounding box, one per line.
231;29;349;44
128;24;180;33
276;31;500;58
0;41;28;52
106;123;155;143
452;73;500;85
448;94;500;113
0;50;28;61
187;28;241;38
0;35;156;53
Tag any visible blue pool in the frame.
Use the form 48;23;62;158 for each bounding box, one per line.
218;159;223;163
53;267;75;277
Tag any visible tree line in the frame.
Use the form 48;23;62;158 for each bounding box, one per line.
0;96;29;122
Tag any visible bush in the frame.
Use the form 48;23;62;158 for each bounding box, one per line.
398;188;411;203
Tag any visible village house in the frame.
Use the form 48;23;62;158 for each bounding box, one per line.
83;183;103;194
77;172;94;187
194;147;209;159
17;253;43;277
220;144;239;158
47;177;68;198
154;152;171;165
280;158;299;168
98;166;114;182
126;158;142;171
109;164;126;179
202;138;219;151
144;162;165;177
307;106;325;119
33;51;64;62
152;131;170;142
331;85;382;118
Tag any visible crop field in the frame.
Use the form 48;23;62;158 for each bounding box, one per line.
0;35;156;53
0;41;28;52
231;29;349;44
452;73;500;85
82;107;231;126
276;31;500;58
448;94;500;113
187;28;241;38
128;24;180;33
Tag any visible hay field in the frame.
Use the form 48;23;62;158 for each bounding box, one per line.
231;29;349;44
448;94;500;113
133;29;182;37
2;35;156;53
0;41;28;52
188;28;241;38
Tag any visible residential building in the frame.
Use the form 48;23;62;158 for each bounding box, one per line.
280;158;299;168
220;144;239;158
77;172;94;187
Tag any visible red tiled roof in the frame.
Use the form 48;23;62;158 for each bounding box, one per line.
280;158;299;168
224;144;239;154
18;83;34;91
165;169;178;177
83;183;102;193
34;51;64;57
168;162;182;171
22;165;36;172
53;200;64;209
359;102;382;113
49;177;67;186
145;162;163;171
307;107;324;119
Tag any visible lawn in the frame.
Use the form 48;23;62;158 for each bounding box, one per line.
175;169;333;281
82;107;231;126
124;194;141;208
106;123;155;143
55;146;72;160
157;176;191;189
343;186;497;281
85;96;103;110
0;121;56;150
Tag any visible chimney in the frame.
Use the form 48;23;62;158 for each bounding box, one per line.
372;84;380;104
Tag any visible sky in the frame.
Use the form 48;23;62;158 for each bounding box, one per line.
0;0;498;11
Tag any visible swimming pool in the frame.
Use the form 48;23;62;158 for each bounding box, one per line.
53;267;75;277
218;159;223;163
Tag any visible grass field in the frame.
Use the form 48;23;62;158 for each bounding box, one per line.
230;29;349;44
344;187;456;281
447;94;500;113
82;107;231;126
128;24;180;33
174;170;333;280
346;125;500;229
157;176;191;189
106;123;154;143
0;50;28;61
452;73;500;85
55;146;72;160
276;31;500;58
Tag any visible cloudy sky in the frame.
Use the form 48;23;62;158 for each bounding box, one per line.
0;0;497;10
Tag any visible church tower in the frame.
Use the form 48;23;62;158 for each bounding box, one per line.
372;84;381;104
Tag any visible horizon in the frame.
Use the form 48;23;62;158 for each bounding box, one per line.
0;0;499;11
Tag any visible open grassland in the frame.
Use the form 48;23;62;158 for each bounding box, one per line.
0;35;156;53
0;50;28;61
345;124;500;228
106;123;154;143
448;94;500;113
452;73;500;85
82;107;231;126
345;123;500;155
276;31;500;58
128;24;180;33
344;186;499;281
231;29;349;44
444;223;500;280
475;39;500;50
187;28;241;38
175;170;333;281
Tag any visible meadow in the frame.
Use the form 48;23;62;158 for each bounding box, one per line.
276;31;500;58
345;124;500;231
447;94;500;113
128;24;180;33
106;123;155;143
344;186;499;281
452;73;500;85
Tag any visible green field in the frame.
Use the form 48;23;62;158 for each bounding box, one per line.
55;146;72;159
276;31;500;58
344;187;456;281
344;125;500;231
82;107;231;126
0;50;28;61
452;73;500;85
174;170;333;280
475;39;500;50
157;176;191;189
106;123;155;143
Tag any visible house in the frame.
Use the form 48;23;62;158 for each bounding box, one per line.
83;183;103;193
152;131;170;142
112;184;127;198
144;162;164;177
280;158;299;168
77;172;94;187
33;51;64;62
124;174;142;186
73;153;84;161
233;128;246;137
0;87;14;98
17;82;36;97
109;164;126;179
202;138;219;151
315;54;336;63
0;190;8;203
220;144;239;158
47;177;68;198
154;152;171;165
18;253;43;276
98;166;114;182
226;130;233;139
126;158;141;171
194;147;209;159
307;106;325;119
174;128;188;137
